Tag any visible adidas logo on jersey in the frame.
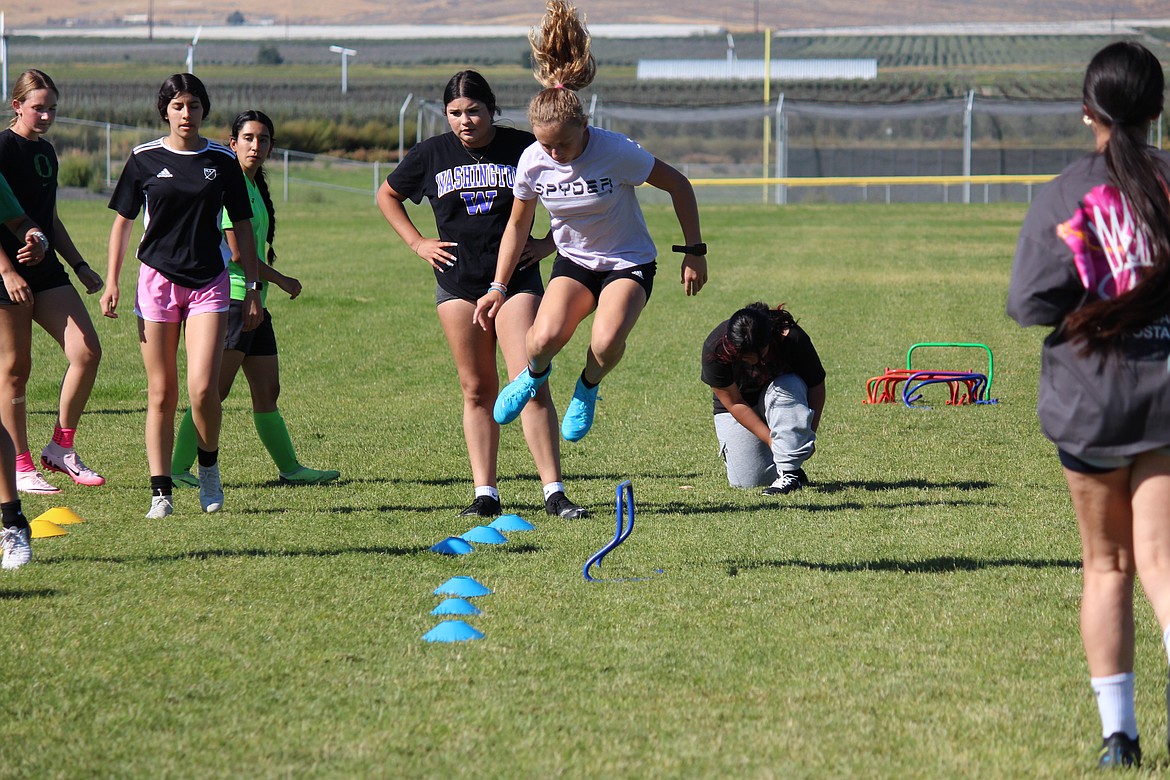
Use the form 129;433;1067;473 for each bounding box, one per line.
156;168;174;178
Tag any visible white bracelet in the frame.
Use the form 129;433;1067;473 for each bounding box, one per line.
489;282;508;295
30;231;48;252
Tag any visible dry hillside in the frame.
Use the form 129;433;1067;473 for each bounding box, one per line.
16;0;1170;30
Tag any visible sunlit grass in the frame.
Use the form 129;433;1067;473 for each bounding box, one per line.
1;196;1135;777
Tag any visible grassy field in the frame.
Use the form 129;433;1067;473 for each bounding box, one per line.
1;194;1160;777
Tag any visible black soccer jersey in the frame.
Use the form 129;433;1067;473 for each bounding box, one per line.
386;126;540;300
0;128;68;288
109;138;252;288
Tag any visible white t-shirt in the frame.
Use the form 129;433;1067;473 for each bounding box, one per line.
514;126;657;271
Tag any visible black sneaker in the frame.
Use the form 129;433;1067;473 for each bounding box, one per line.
762;471;803;496
546;491;588;519
1098;732;1141;769
458;495;501;518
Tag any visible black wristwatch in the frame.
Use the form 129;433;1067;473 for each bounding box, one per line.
672;243;707;256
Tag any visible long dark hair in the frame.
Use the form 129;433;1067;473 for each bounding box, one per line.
716;302;796;363
230;110;277;255
1063;42;1170;352
157;73;211;121
443;70;498;116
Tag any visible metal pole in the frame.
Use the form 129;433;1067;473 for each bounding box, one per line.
2;13;8;102
329;45;356;95
283;149;289;202
397;93;413;163
105;122;112;188
774;93;785;205
963;90;974;204
762;28;772;204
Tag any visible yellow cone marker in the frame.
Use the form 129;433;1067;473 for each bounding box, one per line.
30;518;67;538
37;507;84;525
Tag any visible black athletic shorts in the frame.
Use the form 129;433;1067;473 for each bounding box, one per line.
1058;445;1170;474
550;255;656;303
434;261;544;307
225;303;277;356
435;280;542;306
0;269;72;305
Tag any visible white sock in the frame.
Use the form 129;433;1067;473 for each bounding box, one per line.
1162;626;1170;724
543;482;565;501
1091;672;1138;739
474;485;499;501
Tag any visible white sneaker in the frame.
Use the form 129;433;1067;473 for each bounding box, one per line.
145;494;174;520
198;463;223;513
1;525;32;569
16;469;61;495
41;443;106;486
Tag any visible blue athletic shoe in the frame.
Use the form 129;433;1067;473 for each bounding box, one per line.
562;377;599;442
494;366;549;425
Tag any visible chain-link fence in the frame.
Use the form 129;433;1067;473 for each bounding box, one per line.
51;93;1165;206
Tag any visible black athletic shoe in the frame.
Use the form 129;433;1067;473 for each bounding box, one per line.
546;491;588;519
793;468;812;487
458;495;501;518
762;471;803;496
1098;732;1141;769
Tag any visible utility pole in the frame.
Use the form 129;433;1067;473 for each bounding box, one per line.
329;45;357;95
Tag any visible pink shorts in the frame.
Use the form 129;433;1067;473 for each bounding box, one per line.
134;266;230;323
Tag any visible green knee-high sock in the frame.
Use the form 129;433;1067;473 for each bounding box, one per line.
253;410;299;474
172;408;198;474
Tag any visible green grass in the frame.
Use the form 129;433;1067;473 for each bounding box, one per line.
3;195;1157;777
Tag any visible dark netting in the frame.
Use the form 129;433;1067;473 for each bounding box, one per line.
614;96;1105;204
416;95;1159;205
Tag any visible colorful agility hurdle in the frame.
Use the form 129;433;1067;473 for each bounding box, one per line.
865;342;997;407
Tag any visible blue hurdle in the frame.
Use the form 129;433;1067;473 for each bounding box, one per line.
583;480;635;582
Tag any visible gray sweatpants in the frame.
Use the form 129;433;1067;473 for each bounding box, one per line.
713;373;816;488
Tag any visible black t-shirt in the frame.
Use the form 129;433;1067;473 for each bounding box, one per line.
386;126;541;300
0;128;68;286
108;138;252;288
701;319;826;414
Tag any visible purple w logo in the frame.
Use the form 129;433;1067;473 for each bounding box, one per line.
460;191;497;215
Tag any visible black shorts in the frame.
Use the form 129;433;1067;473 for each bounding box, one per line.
435;280;543;306
1057;445;1170;474
434;262;544;306
1057;448;1118;474
0;268;72;305
225;303;277;357
550;256;656;303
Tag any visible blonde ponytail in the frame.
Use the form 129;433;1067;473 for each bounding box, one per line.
527;0;595;129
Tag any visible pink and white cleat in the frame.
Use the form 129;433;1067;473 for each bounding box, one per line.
16;469;61;495
41;444;106;487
